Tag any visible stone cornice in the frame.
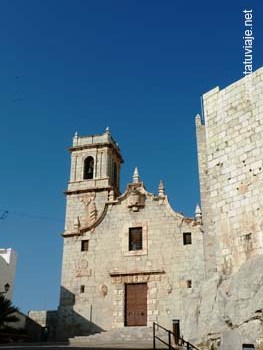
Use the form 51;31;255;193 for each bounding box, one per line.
68;142;124;163
109;270;165;277
64;186;113;196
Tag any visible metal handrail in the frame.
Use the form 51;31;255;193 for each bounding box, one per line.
179;336;201;350
153;322;202;350
153;322;174;350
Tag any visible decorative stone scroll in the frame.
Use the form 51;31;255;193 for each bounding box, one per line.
73;216;81;234
79;192;97;225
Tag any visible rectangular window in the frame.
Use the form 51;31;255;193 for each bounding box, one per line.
183;232;192;245
80;285;85;293
81;240;89;252
129;227;143;251
186;280;192;288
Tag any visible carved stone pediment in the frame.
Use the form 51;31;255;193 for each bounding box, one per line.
127;184;145;212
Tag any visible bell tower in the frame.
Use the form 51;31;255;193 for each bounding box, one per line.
64;128;123;236
68;127;122;194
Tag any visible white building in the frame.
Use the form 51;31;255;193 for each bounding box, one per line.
0;248;17;300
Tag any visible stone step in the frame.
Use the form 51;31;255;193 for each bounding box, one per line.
69;326;180;348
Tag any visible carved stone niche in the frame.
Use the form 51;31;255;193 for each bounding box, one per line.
100;285;108;297
127;187;145;212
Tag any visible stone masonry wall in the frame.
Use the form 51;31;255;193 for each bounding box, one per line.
197;67;263;275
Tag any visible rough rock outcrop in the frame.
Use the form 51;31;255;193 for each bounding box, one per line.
183;255;263;349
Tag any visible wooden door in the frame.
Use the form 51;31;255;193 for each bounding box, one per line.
125;283;147;326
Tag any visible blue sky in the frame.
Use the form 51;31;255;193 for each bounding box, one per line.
0;0;262;313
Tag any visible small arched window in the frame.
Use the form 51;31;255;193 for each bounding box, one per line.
83;156;94;180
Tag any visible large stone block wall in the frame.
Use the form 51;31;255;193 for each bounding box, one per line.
197;67;263;275
196;115;217;278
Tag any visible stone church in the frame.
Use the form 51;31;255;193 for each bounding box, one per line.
56;128;205;339
55;67;263;349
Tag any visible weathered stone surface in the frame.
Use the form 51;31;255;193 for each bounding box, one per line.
183;255;263;349
197;67;263;277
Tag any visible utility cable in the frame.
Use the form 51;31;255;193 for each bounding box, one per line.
0;209;63;222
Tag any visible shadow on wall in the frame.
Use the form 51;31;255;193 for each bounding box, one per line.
56;286;104;341
44;311;58;341
4;311;43;342
28;309;58;342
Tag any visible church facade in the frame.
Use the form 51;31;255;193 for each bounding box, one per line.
56;67;263;348
56;129;205;339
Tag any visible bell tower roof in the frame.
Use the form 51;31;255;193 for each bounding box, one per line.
70;128;123;163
